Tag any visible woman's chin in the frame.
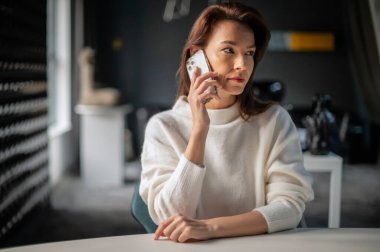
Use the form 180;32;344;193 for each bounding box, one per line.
224;87;245;96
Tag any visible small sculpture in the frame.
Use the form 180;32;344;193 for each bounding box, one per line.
302;94;336;155
78;47;120;106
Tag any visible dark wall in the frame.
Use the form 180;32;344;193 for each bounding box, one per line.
84;0;140;101
249;0;356;111
88;0;361;114
85;0;206;106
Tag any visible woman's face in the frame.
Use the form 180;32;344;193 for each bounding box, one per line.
203;20;256;98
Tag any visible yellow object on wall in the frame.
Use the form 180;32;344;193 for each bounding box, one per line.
112;37;123;51
289;32;335;51
268;31;335;52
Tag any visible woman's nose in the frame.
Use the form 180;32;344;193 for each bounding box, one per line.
234;55;249;71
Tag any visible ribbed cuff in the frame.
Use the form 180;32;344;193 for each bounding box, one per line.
254;201;301;233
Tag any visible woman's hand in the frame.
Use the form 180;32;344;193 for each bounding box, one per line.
154;211;268;243
154;214;213;243
187;67;222;128
184;67;222;166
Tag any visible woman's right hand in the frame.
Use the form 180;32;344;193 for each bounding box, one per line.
187;67;221;129
184;67;221;166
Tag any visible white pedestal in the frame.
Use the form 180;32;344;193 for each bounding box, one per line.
303;151;343;228
75;104;133;187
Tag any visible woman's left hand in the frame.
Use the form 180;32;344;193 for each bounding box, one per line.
154;214;213;243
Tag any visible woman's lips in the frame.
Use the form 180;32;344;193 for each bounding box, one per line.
227;77;245;83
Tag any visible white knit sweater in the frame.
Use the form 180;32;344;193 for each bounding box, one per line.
140;96;314;233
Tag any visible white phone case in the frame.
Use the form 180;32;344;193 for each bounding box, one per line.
186;50;211;79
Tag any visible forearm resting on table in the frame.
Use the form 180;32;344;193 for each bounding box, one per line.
206;211;268;238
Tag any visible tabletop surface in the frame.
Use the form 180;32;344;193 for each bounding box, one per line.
2;228;379;252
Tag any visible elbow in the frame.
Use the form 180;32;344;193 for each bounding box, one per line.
258;199;304;233
267;212;301;233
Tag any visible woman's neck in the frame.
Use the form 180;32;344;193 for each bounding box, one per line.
205;94;236;109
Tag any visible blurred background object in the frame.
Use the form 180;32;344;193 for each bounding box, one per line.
302;94;338;155
78;47;121;106
268;31;335;52
253;80;285;103
0;0;50;242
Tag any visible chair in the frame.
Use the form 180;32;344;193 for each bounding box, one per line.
299;215;308;228
131;182;158;233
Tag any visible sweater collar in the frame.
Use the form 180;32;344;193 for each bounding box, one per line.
173;96;240;125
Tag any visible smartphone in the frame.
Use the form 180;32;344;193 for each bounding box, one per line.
186;50;211;79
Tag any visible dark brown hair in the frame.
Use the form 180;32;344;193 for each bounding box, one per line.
176;2;272;120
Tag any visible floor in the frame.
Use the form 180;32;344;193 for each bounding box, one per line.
305;165;380;227
1;162;379;249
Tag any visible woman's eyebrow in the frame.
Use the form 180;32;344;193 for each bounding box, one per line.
220;40;256;48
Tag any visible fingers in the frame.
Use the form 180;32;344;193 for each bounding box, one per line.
196;79;222;94
163;218;191;243
192;79;222;105
154;215;210;243
191;67;218;90
154;214;193;243
178;230;191;243
189;67;222;107
199;84;221;103
154;224;166;240
162;217;183;238
168;223;185;242
190;66;200;86
198;91;220;105
154;215;176;240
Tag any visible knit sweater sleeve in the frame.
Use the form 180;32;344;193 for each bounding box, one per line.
139;115;206;225
255;106;314;233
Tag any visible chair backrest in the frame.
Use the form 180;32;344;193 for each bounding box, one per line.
131;182;158;233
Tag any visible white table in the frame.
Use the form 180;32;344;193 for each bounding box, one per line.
303;152;343;228
2;229;379;252
75;104;133;187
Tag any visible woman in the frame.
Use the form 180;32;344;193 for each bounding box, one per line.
139;2;314;243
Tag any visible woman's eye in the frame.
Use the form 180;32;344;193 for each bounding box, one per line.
222;48;234;54
246;51;255;56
